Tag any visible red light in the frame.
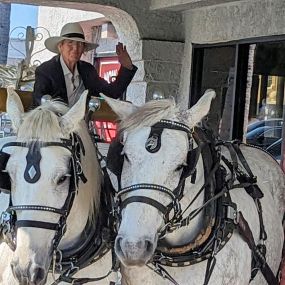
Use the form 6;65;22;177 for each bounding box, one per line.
94;120;117;142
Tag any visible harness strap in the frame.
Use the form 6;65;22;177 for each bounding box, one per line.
1;141;72;151
147;263;180;285
119;184;176;201
203;255;216;285
50;270;113;285
121;196;168;216
16;220;60;231
9;205;66;215
232;142;255;178
237;211;278;285
223;143;267;240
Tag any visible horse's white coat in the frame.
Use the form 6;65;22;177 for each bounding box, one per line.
0;90;115;285
103;91;285;285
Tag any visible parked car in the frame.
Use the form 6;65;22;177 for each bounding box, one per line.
247;118;283;133
246;126;283;149
266;138;282;161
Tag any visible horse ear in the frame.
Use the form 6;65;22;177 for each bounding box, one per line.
6;87;24;131
178;89;216;128
59;90;88;134
101;94;137;119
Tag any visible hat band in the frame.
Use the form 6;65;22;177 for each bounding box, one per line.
62;33;85;40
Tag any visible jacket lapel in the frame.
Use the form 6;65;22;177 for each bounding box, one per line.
78;61;88;86
54;55;68;102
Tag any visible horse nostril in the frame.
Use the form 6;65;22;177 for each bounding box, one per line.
145;240;154;253
10;261;20;280
30;266;46;284
115;236;124;256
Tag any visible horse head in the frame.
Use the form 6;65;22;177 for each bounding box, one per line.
103;90;216;267
3;89;101;285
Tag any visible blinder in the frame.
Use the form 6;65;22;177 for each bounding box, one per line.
180;142;201;184
106;139;124;177
0;150;11;193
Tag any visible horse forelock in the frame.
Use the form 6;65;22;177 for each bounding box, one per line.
119;98;177;134
17;100;69;142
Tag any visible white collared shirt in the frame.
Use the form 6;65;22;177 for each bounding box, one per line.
60;55;85;107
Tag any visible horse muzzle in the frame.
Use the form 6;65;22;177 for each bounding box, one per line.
11;259;48;285
115;234;156;266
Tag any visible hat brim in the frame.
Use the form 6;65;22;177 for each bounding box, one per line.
45;36;98;54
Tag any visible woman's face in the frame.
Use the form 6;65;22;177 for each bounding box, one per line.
58;40;85;64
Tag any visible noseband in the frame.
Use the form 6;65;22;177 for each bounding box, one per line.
107;119;200;235
0;133;87;252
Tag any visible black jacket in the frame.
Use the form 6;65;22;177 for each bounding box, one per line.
33;55;137;106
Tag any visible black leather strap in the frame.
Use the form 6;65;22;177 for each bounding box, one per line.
1;141;72;152
121;196;168;216
119;183;176;200
9;205;65;215
154;120;191;135
16;220;60;231
237;211;278;285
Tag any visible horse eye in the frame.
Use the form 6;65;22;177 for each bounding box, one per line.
57;175;70;185
175;165;184;171
175;163;187;172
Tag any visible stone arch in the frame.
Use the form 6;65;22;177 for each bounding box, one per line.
6;0;184;104
18;1;142;59
56;2;141;60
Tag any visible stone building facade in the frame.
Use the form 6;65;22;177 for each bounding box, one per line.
2;1;284;150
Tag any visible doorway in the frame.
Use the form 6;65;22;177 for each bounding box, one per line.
191;39;285;171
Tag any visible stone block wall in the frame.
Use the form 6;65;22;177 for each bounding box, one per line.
126;40;184;105
179;0;285;99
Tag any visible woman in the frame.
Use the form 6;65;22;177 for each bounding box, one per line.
33;22;137;106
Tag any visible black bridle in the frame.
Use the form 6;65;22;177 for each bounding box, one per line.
108;119;200;236
107;119;279;285
0;133;87;252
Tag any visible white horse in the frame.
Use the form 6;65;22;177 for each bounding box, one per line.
0;89;117;285
103;90;285;285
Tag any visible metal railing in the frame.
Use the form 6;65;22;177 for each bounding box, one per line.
0;25;50;90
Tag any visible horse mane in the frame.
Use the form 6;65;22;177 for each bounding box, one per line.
119;98;177;133
17;100;69;142
17;100;101;221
